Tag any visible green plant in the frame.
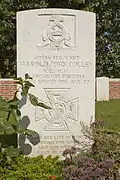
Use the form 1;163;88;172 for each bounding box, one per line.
63;152;114;180
0;155;63;180
62;121;120;179
0;74;51;159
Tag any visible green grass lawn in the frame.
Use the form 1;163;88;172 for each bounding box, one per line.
0;99;120;130
95;99;120;129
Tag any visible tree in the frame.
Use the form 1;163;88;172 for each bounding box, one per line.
86;0;120;77
0;0;48;78
48;0;85;9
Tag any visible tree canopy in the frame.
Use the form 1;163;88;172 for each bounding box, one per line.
86;0;120;77
0;0;48;78
0;0;120;78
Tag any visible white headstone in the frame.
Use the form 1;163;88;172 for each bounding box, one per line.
17;9;96;156
96;77;109;101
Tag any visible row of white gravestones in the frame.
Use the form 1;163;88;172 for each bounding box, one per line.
17;9;96;157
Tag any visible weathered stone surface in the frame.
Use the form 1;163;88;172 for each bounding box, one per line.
17;9;96;156
96;77;109;101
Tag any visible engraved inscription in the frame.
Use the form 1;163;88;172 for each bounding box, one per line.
38;15;74;50
37;134;84;155
35;89;78;131
18;54;92;85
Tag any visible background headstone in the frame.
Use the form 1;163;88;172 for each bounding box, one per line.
17;9;96;156
96;77;109;101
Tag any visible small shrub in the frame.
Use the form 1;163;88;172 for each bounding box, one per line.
0;155;63;180
62;147;114;180
0;74;51;163
62;121;120;180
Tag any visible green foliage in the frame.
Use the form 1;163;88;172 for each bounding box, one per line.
0;155;63;180
0;74;51;158
62;121;120;179
0;0;48;78
91;122;120;162
86;0;120;77
48;0;85;9
63;153;114;179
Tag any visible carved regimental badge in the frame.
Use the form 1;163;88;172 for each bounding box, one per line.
38;15;74;50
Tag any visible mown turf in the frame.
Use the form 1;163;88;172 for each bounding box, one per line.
95;99;120;129
0;99;120;130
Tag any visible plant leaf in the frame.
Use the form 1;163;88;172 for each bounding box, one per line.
24;129;36;136
15;81;23;85
17;128;35;135
0;118;15;134
8;98;20;107
0;96;3;101
4;146;20;157
0;107;11;112
25;74;33;79
16;109;21;116
14;77;23;81
28;93;52;109
24;81;35;87
8;110;19;127
22;85;29;96
28;93;38;106
37;102;52;109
